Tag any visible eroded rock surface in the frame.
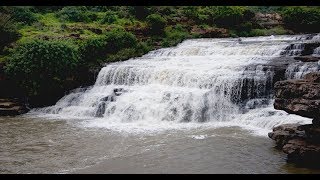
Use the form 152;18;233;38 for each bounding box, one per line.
271;72;320;167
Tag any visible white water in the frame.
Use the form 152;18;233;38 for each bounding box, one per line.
29;35;320;135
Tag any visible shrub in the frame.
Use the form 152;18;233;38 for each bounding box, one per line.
5;40;80;98
87;12;98;22
10;7;37;25
80;30;138;64
101;11;118;24
57;6;91;22
209;6;255;28
162;25;189;47
155;6;175;16
281;7;320;33
79;36;109;63
146;14;166;35
183;6;211;24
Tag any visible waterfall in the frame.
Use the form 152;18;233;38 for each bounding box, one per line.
30;34;320;134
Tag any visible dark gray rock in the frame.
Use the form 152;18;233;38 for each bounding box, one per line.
95;102;106;117
100;95;115;102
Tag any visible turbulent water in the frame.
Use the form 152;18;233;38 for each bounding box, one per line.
29;34;318;134
3;34;320;174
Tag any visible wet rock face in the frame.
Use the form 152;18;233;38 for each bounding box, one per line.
274;72;320;119
294;56;320;62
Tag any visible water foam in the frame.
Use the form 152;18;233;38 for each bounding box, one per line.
29;35;319;135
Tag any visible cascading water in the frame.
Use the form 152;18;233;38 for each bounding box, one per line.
29;34;320;135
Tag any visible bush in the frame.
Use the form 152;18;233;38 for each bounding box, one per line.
156;6;175;16
57;6;91;22
79;36;109;64
80;29;138;64
209;6;254;28
101;11;118;24
162;25;189;47
104;29;138;52
281;7;320;33
183;6;211;24
146;14;166;35
5;40;80;98
10;7;37;25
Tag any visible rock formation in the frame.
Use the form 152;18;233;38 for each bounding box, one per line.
269;72;320;167
0;98;28;116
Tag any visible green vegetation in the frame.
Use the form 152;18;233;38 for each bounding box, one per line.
80;29;138;66
0;6;319;107
5;40;80;105
146;14;166;35
281;6;320;33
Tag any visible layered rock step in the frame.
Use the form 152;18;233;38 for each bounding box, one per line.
270;72;320;167
0;98;28;116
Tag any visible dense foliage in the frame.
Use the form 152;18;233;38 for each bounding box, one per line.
5;40;80;104
281;6;320;33
80;29;138;65
146;14;166;35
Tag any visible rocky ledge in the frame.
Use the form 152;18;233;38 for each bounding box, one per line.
0;99;28;116
269;72;320;167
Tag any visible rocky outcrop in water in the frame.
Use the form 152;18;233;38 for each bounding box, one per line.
270;72;320;167
94;88;127;117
